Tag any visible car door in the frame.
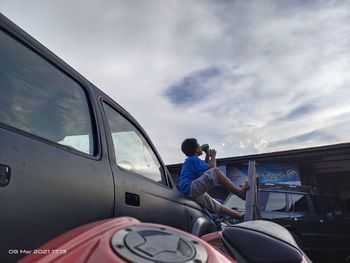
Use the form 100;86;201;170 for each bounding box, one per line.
309;195;350;258
100;100;189;231
287;193;318;249
0;21;114;261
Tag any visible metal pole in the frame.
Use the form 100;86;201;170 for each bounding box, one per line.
244;160;257;221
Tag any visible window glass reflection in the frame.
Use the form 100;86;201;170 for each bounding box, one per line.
0;30;94;154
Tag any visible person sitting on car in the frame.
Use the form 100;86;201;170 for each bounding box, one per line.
179;138;249;218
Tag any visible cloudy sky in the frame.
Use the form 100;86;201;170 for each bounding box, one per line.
1;1;350;164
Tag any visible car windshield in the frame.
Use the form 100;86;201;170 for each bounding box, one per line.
224;194;246;211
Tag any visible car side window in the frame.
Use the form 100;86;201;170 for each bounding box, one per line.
260;192;287;212
289;194;310;214
310;196;334;215
102;102;165;184
0;29;95;155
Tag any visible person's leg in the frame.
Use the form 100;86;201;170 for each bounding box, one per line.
195;193;243;219
195;193;221;213
212;167;249;200
190;168;249;201
190;170;218;200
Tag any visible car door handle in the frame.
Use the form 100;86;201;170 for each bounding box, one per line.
125;192;140;207
0;164;11;187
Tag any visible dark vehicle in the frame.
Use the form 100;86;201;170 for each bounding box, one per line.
224;183;350;262
0;13;216;261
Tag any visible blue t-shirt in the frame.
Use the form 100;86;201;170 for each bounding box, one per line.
179;156;209;196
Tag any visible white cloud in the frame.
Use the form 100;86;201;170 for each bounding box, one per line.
1;0;350;164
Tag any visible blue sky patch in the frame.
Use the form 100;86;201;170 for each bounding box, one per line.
164;66;222;106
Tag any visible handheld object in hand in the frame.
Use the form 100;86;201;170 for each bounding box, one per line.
201;144;209;152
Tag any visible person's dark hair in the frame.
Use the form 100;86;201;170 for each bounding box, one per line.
181;138;198;156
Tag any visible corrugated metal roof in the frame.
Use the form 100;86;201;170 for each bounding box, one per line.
167;142;350;168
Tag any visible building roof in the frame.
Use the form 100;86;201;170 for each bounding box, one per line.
167;142;350;168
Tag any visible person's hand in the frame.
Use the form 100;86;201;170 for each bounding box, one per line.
208;149;216;158
242;180;250;190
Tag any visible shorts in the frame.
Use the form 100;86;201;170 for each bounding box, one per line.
189;168;222;214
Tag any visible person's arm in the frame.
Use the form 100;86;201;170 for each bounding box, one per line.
208;149;217;168
204;151;210;164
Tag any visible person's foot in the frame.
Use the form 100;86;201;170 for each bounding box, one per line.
232;211;244;219
238;181;250;200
